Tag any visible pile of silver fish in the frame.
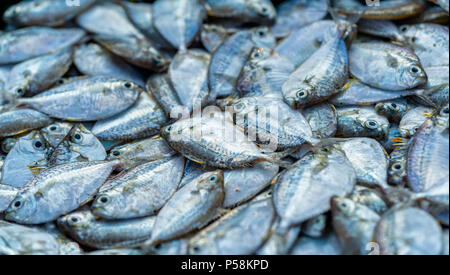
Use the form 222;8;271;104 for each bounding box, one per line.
0;0;448;255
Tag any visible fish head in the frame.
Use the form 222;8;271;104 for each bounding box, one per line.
68;124;106;161
91;190;126;220
149;48;170;72
4;192;37;223
57;210;94;232
388;161;407;186
375;101;408;120
109;79;142;104
284;85;316;109
250;27;276;49
2;4;21;24
361;116;390;140
196;170;224;191
248;0;277;24
330;196;356;217
399;61;427;89
41;122;72;147
6;80;30;98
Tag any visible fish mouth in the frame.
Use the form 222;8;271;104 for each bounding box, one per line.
285;97;297;109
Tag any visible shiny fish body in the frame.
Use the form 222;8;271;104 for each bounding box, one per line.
74;43;145;87
209;27;276;100
120;1;171;49
333;0;426;20
407;119;449;192
335;106;390;140
0;27;85;64
0;184;17;213
399;106;434;137
232;96;318;150
76;1;142;38
237;47;295;99
94;34;169;72
357;19;405;42
92;92;168;141
205;0;276;24
161;116;272;169
146;74;182;116
273;147;356;234
6;47;73;98
331;197;380;255
302;103;338;138
169;49;211;112
57;210;156;249
92;156;185;220
4;160;119;224
0;108;51;137
150;171;224;243
152;0;206;51
330;80;420;107
3;0;96;27
18;76;141;121
0;221;60;255
188;197;275;255
282;33;348;109
1;131;49;188
107;136;176;170
349;186;388;215
349;42;427;91
334;138;389;190
375;207;443;255
271;0;328;38
399;23;449;67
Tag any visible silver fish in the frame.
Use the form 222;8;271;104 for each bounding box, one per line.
152;0;206;51
5;160;120;224
0;108;51;138
0;27;85;64
375;99;410;124
302;103;338;138
92;156;185;220
349;185;388;215
18;76;141;121
399;106;434;137
92;92;168;141
146;74;183;116
0;184;17;213
57;210;156;249
200;24;229;53
205;0;276;24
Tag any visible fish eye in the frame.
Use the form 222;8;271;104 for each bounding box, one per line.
70;216;80;223
33;140;45;150
296;90;308;99
209;175;217;182
409;65;421;75
192;245;201;252
258;30;266;37
365;120;378;129
123;82;132;89
13;199;22;209
400;26;408;32
71;132;83;143
392;162;403;170
49;125;58;131
154;244;162;250
389;103;400;111
16;88;25;96
441;107;449;115
234;103;245;112
252;51;261;59
111;150;121;156
339;201;350;210
98;196;109;204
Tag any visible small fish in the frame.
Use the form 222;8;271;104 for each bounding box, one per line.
0;220;60;255
407;119;449;192
333;0;426;20
349;41;427;91
6;47;73;98
18;76;141;121
0;108;51;138
302;103;338;138
273;146;356;234
57;210;156;249
92;92;168;141
388;146;409;186
271;0;328;38
399;106;434;137
92;156;185;220
209;27;276;100
3;0;96;27
375;99;410;124
74;43;145;87
76;1;143;38
149;170;224;243
399;23;449;67
237;47;295;99
107;136;176;170
0;27;85;64
188;196;275;255
331;196;380;255
5;160;120;224
146;74;183;116
93;34;169;72
169;49;211;112
152;0;206;51
349;185;388;215
282;30;349;109
375;207;443;255
1;131;49;188
205;0;276;24
335;106;390;140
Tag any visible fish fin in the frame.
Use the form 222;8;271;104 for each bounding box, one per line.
391;137;410;149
